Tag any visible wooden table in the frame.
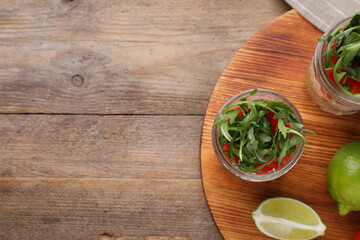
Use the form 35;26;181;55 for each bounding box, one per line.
0;1;290;239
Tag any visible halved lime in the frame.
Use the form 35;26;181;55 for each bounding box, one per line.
252;197;326;240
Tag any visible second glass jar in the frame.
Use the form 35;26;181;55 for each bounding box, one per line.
307;17;360;115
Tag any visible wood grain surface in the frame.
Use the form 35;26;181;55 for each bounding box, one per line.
0;115;203;179
201;10;360;240
0;0;291;239
0;0;289;115
0;179;214;240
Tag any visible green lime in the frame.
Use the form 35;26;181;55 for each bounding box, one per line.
252;197;326;240
327;141;360;215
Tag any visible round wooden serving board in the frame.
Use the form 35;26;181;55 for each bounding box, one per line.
201;10;360;240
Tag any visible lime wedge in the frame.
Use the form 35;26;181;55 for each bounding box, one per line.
252;197;326;240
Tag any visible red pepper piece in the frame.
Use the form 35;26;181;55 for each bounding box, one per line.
254;153;291;174
222;142;230;152
351;82;360;94
330;56;338;65
326;69;347;85
353;230;360;240
324;55;360;93
254;160;277;174
233;106;250;117
233;155;239;164
223;142;240;164
224;154;239;164
346;77;360;94
265;112;277;135
224;155;231;163
326;69;338;86
265;111;275;121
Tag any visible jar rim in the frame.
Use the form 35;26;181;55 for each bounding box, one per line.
211;89;305;182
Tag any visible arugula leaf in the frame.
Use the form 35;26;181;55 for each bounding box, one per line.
247;127;255;140
246;138;259;152
302;129;317;135
254;150;272;163
266;100;293;113
343;31;360;46
291;122;304;130
220;122;232;141
289;129;308;145
239;89;257;102
289;135;303;148
214;110;240;125
277;119;288;138
256;133;272;144
278;138;290;167
349;12;360;27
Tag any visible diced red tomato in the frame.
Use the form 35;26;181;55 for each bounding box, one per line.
233;155;239;164
253;160;278;174
224;154;239;164
324;56;360;94
222;142;240;164
323;69;346;102
345;77;360;94
265;111;275;121
222;142;230;152
265;111;277;135
233;106;250;117
325;63;346;85
326;69;338;87
253;153;291;174
353;230;360;240
330;56;337;65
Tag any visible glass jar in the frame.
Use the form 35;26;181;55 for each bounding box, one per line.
307;17;360;115
212;89;305;182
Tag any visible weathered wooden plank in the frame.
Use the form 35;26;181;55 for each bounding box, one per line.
0;178;222;240
0;115;203;179
0;0;290;115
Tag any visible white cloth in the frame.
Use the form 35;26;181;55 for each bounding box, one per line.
285;0;360;32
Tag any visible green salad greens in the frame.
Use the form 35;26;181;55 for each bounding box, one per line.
214;89;315;173
319;12;360;96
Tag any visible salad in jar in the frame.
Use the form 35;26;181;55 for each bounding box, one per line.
212;89;315;182
307;12;360;115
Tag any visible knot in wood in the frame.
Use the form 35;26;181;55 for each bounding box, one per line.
71;74;84;87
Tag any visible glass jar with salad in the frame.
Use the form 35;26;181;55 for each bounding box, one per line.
212;89;315;182
307;13;360;115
